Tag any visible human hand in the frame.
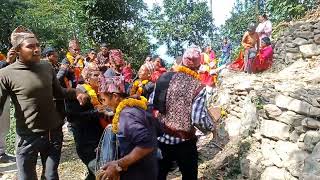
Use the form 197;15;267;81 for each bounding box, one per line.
60;63;69;70
99;161;121;180
76;92;90;106
6;48;16;64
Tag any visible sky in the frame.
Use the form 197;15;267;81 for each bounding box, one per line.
144;0;236;62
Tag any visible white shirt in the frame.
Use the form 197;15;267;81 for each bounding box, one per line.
256;20;272;38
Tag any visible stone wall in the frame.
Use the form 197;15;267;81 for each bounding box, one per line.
272;20;320;72
216;55;320;179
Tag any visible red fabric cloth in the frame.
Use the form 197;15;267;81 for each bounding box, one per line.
200;72;214;86
254;45;273;72
229;46;273;73
229;51;245;71
122;66;133;83
151;67;167;83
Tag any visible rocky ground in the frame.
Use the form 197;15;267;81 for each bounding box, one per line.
0;125;87;180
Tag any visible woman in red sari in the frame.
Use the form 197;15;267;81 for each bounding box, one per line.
254;37;273;72
151;56;167;83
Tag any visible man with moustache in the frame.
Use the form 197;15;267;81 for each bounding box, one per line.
96;43;110;73
0;26;89;180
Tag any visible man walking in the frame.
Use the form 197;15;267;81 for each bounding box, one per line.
0;26;89;180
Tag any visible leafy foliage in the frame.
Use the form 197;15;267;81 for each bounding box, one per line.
0;0;26;52
267;0;318;24
149;0;217;57
84;0;152;70
13;0;89;50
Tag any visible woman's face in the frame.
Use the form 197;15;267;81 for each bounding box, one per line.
88;51;97;61
259;15;264;22
261;41;267;48
154;58;162;69
138;65;150;80
99;93;120;111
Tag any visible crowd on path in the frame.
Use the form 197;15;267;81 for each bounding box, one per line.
0;13;274;180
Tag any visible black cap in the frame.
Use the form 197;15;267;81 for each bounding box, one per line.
42;47;56;56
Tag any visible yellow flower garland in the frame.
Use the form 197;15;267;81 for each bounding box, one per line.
176;66;200;80
112;96;148;133
66;52;84;69
130;80;149;96
82;84;100;106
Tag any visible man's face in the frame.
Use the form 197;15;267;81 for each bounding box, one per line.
100;47;108;55
18;38;41;64
88;51;97;61
223;39;228;44
69;43;81;57
48;52;58;63
88;71;101;87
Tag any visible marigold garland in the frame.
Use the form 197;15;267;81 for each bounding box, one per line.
176;66;200;80
112;96;148;133
66;52;84;69
82;84;100;106
130;80;149;96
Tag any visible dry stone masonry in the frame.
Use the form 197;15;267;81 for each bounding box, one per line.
272;20;320;72
212;48;320;179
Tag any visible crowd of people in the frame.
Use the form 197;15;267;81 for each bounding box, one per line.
0;13;274;180
230;14;273;73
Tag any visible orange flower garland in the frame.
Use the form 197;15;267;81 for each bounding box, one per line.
112;96;148;133
176;66;201;80
130;80;149;96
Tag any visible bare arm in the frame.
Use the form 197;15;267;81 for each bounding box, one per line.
241;32;251;48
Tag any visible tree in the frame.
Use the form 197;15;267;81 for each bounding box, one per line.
85;0;152;70
0;0;26;52
266;0;318;24
13;0;89;50
149;0;217;57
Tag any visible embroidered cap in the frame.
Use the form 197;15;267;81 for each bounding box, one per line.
99;75;125;94
142;62;156;74
182;47;201;68
11;26;36;48
109;49;124;66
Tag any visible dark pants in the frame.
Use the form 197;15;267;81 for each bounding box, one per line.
157;139;198;180
244;48;257;74
16;128;63;180
70;123;102;180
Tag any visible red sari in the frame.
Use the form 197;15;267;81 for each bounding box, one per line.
254;45;273;72
229;46;273;73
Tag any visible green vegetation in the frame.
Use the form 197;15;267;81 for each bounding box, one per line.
6;106;16;155
217;0;318;59
148;0;216;57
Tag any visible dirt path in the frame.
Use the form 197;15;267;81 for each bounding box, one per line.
0;126;87;180
0;127;227;180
